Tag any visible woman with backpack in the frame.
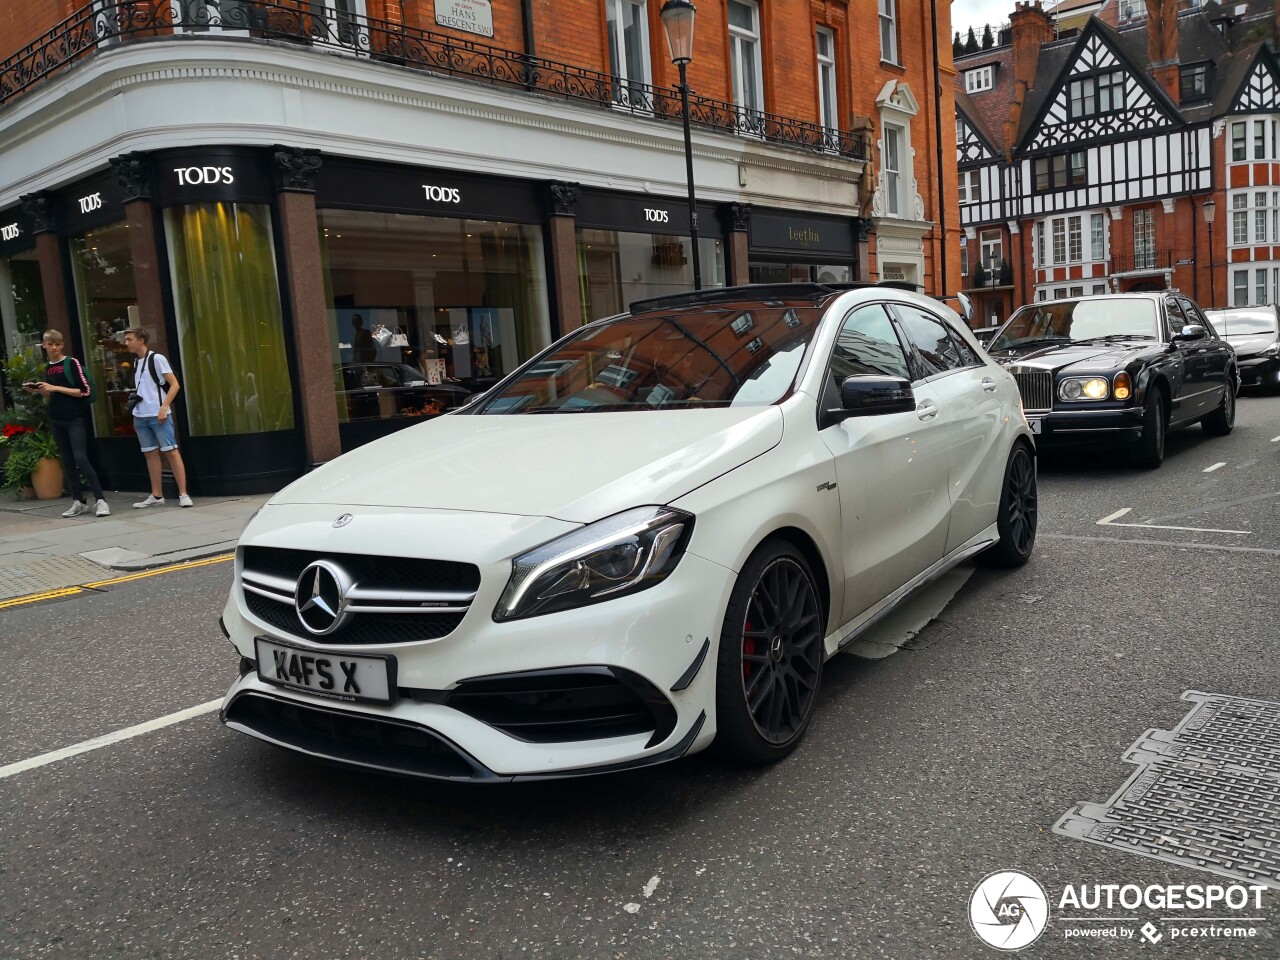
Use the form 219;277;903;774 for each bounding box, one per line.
22;329;110;517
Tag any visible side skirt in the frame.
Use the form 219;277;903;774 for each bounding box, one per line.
826;524;998;658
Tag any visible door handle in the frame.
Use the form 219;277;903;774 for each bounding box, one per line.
917;400;938;421
981;377;998;392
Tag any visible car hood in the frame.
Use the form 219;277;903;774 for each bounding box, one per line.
989;341;1150;373
271;407;784;523
1221;332;1277;357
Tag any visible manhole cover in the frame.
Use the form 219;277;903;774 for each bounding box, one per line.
1055;691;1280;888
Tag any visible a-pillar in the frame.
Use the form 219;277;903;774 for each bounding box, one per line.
725;204;751;285
545;181;583;334
111;153;172;356
19;193;72;343
273;146;341;468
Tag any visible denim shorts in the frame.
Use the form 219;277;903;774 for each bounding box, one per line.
134;415;177;453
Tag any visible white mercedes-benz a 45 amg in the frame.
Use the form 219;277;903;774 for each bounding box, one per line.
219;282;1037;781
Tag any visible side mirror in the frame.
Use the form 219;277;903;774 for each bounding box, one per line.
1171;324;1207;343
833;375;916;421
955;292;974;323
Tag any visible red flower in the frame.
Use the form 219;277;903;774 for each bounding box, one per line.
2;424;33;438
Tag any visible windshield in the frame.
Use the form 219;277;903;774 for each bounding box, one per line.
1208;310;1279;336
475;302;826;414
990;299;1160;352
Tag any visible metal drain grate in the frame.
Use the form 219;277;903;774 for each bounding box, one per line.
1055;691;1280;889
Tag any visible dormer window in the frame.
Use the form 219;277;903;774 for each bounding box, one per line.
1179;62;1212;102
1069;71;1126;119
965;65;994;94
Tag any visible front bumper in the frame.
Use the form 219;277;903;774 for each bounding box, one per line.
220;551;733;781
1237;355;1280;389
1025;405;1145;445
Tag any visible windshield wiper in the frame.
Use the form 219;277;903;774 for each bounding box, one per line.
1072;334;1157;344
992;336;1074;350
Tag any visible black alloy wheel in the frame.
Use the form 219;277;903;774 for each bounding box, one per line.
714;543;824;764
1132;387;1166;469
977;442;1038;568
1203;377;1236;436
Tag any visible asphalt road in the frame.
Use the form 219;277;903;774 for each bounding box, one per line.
2;394;1279;960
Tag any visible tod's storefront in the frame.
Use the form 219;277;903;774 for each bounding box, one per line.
0;148;868;494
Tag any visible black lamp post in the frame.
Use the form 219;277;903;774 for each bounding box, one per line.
660;0;701;290
1203;197;1217;307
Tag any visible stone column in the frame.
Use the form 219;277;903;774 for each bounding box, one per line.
273;146;341;467
545;181;582;334
19;193;72;342
726;204;751;286
111;153;171;356
853;217;871;282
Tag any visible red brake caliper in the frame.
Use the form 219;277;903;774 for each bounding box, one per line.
743;618;755;681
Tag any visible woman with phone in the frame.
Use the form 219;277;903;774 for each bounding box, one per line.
23;329;110;518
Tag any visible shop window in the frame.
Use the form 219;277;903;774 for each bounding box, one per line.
318;210;551;428
816;26;838;132
164;203;294;436
70;222;139;438
0;249;47;358
606;0;652;111
748;263;852;284
879;0;898;64
579;228;725;320
729;0;765;134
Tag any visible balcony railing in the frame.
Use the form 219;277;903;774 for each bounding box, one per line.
1111;250;1172;273
0;1;868;161
968;259;1013;289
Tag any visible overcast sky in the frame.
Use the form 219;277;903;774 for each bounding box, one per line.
951;0;1019;39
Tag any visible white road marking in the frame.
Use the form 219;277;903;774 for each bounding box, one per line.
1047;534;1280;557
0;699;221;781
1096;508;1249;535
1272;435;1280;442
1203;462;1226;473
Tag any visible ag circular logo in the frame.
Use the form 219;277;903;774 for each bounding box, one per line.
970;870;1050;951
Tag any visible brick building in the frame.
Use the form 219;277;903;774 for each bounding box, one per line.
0;0;961;493
955;0;1280;327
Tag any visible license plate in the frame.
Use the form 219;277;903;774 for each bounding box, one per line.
1028;418;1043;435
254;637;395;704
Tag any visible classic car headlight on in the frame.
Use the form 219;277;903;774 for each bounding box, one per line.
1058;377;1110;401
1112;371;1132;400
494;506;694;621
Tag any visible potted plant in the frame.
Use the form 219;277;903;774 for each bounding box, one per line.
1;427;62;499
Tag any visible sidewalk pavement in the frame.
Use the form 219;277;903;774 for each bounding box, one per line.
0;490;270;602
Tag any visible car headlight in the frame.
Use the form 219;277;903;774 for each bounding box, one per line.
494;506;694;621
1058;377;1110;401
1264;342;1280;357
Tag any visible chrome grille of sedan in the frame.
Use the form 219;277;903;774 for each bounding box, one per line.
1012;371;1053;413
239;546;480;645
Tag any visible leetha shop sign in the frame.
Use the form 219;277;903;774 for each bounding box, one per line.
436;0;494;38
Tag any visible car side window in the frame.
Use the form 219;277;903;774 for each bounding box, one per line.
1166;299;1187;338
891;304;967;378
1179;298;1217;337
827;304;912;392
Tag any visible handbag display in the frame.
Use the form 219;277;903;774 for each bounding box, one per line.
371;323;393;347
388;325;409;348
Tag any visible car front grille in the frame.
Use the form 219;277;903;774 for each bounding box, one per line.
1013;371;1053;413
240;546;480;646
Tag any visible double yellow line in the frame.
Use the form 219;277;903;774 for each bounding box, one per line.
0;553;233;610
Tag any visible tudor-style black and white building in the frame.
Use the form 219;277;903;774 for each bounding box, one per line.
954;0;1280;323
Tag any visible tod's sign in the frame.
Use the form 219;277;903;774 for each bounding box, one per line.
174;165;235;186
0;223;19;242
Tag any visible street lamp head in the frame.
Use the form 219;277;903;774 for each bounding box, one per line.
1202;197;1217;225
660;0;697;65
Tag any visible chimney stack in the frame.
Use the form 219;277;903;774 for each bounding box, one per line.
1004;2;1055;158
1146;0;1181;103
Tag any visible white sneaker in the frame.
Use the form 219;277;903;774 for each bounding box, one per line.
133;494;165;509
178;494;194;508
95;499;111;517
61;500;88;518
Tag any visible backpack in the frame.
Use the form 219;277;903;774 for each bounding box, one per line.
134;352;165;394
60;356;95;401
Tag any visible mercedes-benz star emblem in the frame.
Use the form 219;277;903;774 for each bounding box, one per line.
295;560;353;635
333;514;353;528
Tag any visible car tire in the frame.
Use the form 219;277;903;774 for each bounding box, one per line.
1202;376;1236;436
713;541;825;766
1131;386;1167;470
976;441;1038;569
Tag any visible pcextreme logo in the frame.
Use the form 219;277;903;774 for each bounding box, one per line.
970;870;1050;951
